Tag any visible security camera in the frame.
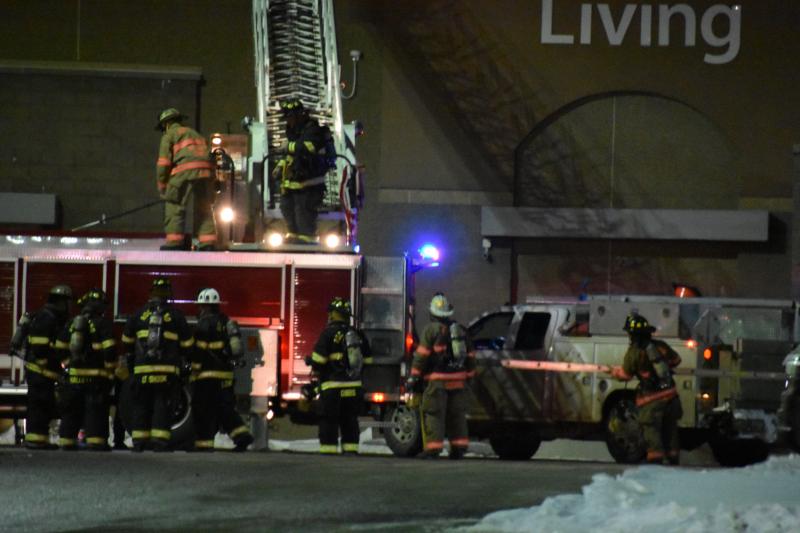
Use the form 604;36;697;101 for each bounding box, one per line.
350;50;363;61
482;238;493;263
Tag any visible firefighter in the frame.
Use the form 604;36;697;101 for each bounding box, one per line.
611;313;683;465
190;288;254;452
155;107;217;251
56;288;116;451
271;99;332;244
12;284;73;449
308;297;372;454
406;293;475;459
121;278;194;452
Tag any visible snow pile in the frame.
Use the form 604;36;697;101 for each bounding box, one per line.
468;455;800;533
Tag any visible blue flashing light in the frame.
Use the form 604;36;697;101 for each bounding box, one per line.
418;244;440;263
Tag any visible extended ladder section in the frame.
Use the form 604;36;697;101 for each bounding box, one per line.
252;0;356;229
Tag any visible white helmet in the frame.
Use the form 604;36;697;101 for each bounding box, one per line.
196;288;221;304
430;292;454;318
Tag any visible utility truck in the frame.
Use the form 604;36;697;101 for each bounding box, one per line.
386;295;796;466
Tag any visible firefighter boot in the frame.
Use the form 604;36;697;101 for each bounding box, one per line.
233;433;254;452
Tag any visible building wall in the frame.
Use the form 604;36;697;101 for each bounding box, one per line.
0;0;798;320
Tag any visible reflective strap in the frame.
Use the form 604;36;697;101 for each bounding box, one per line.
196;340;224;350
132;430;151;440
25;362;61;381
54;340;70;349
410;367;422;376
28;336;51;346
104;361;117;370
122;334;136;344
433;344;447;353
151;429;171;440
191;363;202;370
303;141;316;152
320;381;362;391
59;437;77;447
281;176;327;190
198;234;216;244
136;330;149;339
230;425;250;438
415;345;432;357
449;437;469;448
311;352;328;364
68;367;112;379
172;137;206;154
86;437;107;445
340;389;357;398
319;444;339;454
134;365;179;375
180;337;195;348
195;371;234;380
342;443;359;453
296;234;317;243
425;371;471;381
163;331;178;341
636;388;678;407
92;338;116;350
329;352;344;361
425;441;444;451
25;433;49;443
35;358;48;366
157;157;172;167
170;160;213;176
195;440;214;449
288;141;296;153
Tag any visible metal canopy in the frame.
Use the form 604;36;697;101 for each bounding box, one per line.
481;207;770;242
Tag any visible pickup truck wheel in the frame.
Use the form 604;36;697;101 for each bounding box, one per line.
489;431;541;460
604;396;646;464
709;437;769;467
383;404;422;457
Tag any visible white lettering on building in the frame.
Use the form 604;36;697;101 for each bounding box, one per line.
540;0;742;65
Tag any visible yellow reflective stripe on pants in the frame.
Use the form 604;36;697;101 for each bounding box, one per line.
230;425;250;438
132;430;151;440
68;367;112;379
163;331;179;341
28;336;51;345
134;365;179;375
151;429;171;440
122;334;136;344
54;340;70;350
195;440;214;449
59;437;77;447
328;352;344;361
311;352;328;364
25;362;61;380
320;381;362;391
25;433;49;443
342;443;359;453
195;371;234;380
196;340;225;350
86;437;107;445
319;444;339;454
180;337;195;348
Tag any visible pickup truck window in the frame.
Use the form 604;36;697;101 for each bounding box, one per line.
469;312;513;350
516;312;551;350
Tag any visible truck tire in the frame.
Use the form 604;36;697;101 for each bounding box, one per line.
489;431;541;460
604;395;647;464
383;404;422;457
118;378;195;451
709;437;769;467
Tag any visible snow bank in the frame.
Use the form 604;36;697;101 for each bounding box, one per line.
467;455;800;533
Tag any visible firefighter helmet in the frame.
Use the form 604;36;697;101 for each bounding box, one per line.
280;99;305;115
49;284;73;299
328;297;352;316
196;287;221;305
77;288;108;307
150;277;172;296
155;107;185;130
623;313;655;334
429;292;454;318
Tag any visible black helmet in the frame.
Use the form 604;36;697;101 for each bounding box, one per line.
328;297;352;316
280;99;305;116
623;313;655;334
150;277;172;297
77;288;108;307
49;284;73;299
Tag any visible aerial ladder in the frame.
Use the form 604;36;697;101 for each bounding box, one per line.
248;0;362;247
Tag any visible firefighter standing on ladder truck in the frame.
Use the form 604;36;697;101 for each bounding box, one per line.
308;297;372;455
611;313;683;465
190;287;254;452
11;285;73;449
407;293;475;459
122;278;194;452
56;288;117;451
272;99;332;244
155;107;218;251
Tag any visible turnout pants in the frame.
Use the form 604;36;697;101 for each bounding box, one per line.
420;381;469;456
318;386;361;454
131;377;178;449
25;372;58;447
192;378;251;450
163;177;217;245
639;395;683;464
59;380;111;449
279;186;324;242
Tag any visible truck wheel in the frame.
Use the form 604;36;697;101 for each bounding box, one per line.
709;437;769;467
489;431;541;460
604;396;646;464
383;404;422;457
117;378;195;451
